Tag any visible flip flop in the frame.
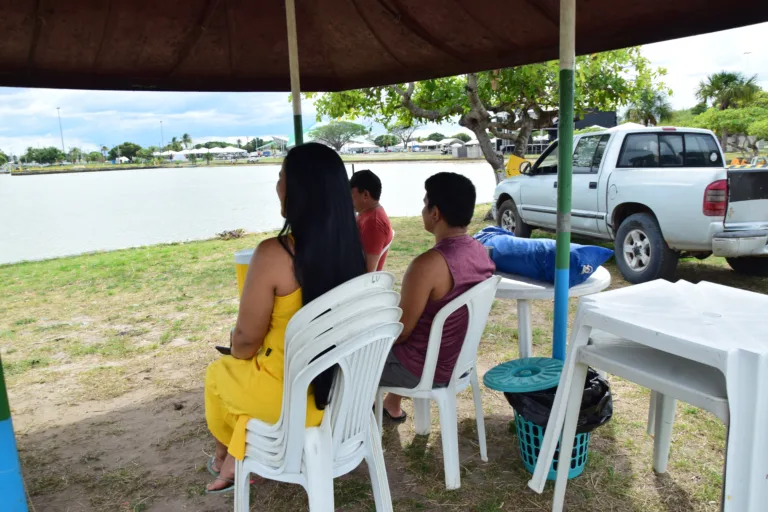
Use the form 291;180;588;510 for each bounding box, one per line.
206;456;220;477
383;408;408;423
205;476;235;495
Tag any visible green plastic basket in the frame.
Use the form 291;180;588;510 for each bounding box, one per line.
514;411;590;481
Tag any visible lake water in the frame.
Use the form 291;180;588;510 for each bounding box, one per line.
0;161;495;265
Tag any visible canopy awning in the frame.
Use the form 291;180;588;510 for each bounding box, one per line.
1;1;766;92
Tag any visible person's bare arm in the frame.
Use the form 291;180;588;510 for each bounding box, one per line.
395;251;444;344
365;253;381;272
230;239;284;359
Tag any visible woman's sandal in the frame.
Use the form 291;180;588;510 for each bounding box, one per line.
205;476;235;495
206;456;220;477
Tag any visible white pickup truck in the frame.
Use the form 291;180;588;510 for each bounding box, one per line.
492;125;768;283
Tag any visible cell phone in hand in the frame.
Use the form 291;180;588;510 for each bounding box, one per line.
215;346;232;355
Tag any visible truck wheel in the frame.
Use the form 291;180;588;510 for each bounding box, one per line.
497;199;532;238
726;257;768;277
615;213;679;284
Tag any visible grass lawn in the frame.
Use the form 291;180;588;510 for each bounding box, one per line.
1;205;764;511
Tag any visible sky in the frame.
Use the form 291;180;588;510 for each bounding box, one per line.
1;22;766;157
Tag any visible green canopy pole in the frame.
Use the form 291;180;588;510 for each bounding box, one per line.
285;0;303;145
0;357;28;511
552;0;575;361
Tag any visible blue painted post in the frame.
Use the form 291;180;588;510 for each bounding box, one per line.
552;0;575;361
0;357;28;511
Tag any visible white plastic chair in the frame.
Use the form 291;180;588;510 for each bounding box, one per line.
234;309;404;511
375;275;501;490
238;272;398;464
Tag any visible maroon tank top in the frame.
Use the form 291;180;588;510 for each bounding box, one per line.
393;235;495;385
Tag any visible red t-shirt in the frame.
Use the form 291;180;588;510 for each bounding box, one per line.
357;206;393;271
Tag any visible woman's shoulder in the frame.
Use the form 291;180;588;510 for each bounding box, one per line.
253;236;292;261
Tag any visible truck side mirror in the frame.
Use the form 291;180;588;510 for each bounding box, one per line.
520;161;533;175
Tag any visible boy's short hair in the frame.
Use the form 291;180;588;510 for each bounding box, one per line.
425;172;476;227
349;170;382;200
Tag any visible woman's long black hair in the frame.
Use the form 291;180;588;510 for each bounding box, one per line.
277;142;366;408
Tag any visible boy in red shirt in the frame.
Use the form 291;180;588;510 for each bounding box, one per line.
350;170;393;272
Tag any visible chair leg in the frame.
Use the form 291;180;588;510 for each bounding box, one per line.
234;459;250;512
652;393;677;474
552;362;589;512
517;299;533;359
470;370;488;462
413;398;431;436
375;389;385;437
435;393;461;490
647;390;658;436
304;428;335;512
366;417;394;512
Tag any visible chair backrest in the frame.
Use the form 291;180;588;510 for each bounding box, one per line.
284;271;395;343
379;230;395;258
281;313;403;474
413;276;501;391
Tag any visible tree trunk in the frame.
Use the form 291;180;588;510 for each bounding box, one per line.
721;129;729;153
512;118;533;158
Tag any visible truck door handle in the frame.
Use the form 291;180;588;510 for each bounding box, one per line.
589;182;597;189
553;181;557;188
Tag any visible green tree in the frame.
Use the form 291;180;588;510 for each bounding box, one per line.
68;147;83;163
665;108;698;127
693;106;768;155
308;121;369;151
0;151;7;166
182;133;192;149
374;134;399;149
427;132;445;142
452;133;472;143
309;47;667;182
624;89;672;126
87;151;103;162
749;117;768;144
108;142;142;160
696;72;760;149
244;138;266;152
236;138;242;148
23;147;65;164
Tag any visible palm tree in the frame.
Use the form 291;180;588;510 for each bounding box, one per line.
170;136;182;152
625;89;673;127
100;145;108;162
696;71;759;111
696;71;759;149
182;133;192;149
236;138;242;148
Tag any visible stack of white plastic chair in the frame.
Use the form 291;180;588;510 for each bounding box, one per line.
375;275;501;490
234;272;403;512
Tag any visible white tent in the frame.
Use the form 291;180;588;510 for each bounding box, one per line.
465;139;480;146
450;143;463;148
185;147;209;154
438;138;463;146
115;156;129;163
208;146;245;154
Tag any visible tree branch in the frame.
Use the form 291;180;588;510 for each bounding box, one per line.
392;83;463;121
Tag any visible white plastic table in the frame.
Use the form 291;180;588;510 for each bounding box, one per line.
494;266;611;358
529;279;768;511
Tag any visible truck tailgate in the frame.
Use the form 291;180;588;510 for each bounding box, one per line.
726;168;768;230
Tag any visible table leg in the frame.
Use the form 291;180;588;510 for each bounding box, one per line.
652;393;676;473
517;299;532;359
647;390;657;437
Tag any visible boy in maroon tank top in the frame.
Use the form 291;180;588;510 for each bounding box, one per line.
379;172;494;421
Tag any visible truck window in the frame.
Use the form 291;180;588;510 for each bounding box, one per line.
618;134;659;167
533;143;559;175
619;132;723;168
590;135;611;172
684;134;723;167
573;136;601;173
659;134;683;166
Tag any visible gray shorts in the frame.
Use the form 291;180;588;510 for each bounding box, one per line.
379;351;422;389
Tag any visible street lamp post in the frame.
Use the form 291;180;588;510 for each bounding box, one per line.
160;121;165;150
56;107;65;155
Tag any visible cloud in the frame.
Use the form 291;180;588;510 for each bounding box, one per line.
643;22;768;109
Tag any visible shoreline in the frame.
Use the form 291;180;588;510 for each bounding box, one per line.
9;156;487;176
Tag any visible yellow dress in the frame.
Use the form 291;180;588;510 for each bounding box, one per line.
205;287;324;460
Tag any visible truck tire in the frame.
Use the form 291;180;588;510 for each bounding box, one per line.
615;213;678;284
726;257;768;277
497;199;532;238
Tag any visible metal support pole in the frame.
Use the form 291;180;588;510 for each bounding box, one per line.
56;107;65;154
285;0;303;145
552;0;575;361
0;358;28;511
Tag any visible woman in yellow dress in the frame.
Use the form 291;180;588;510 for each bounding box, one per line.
204;143;367;493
